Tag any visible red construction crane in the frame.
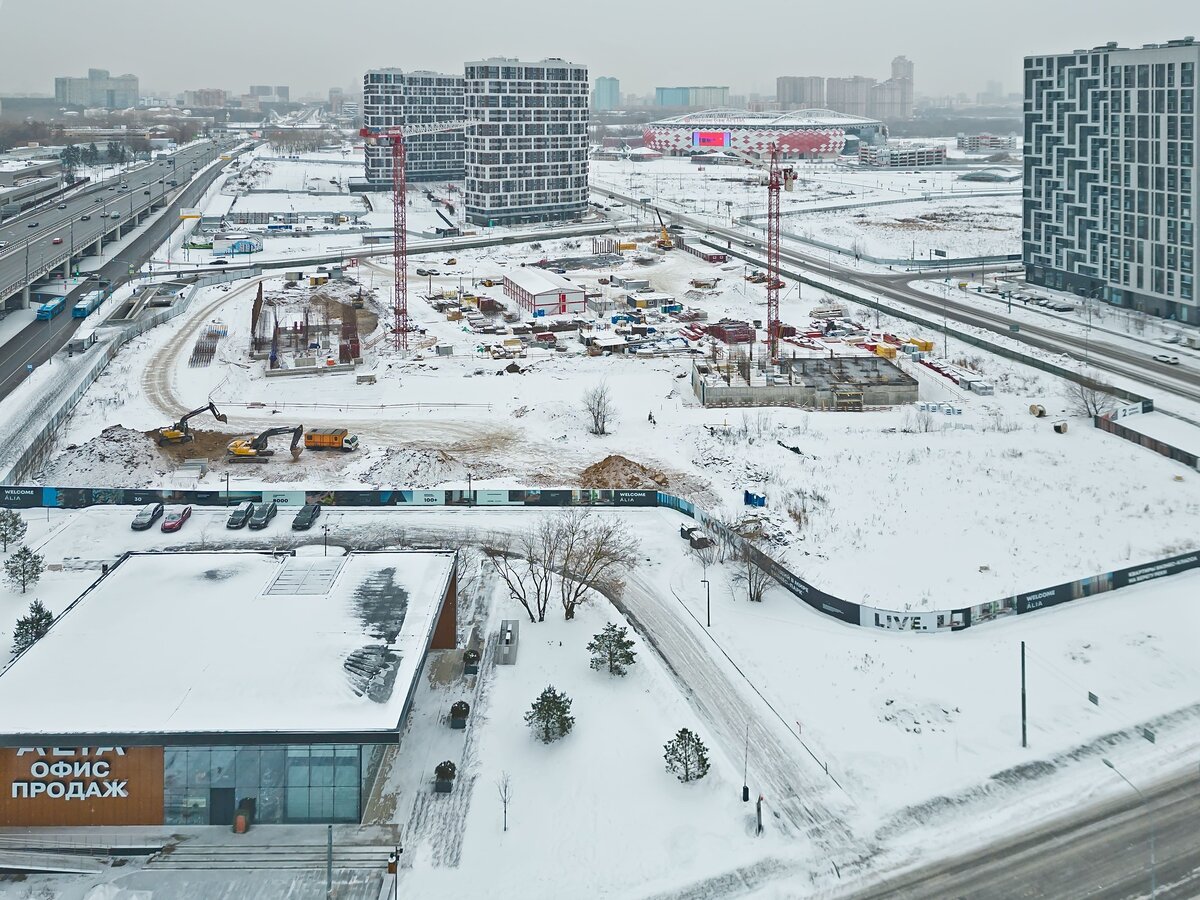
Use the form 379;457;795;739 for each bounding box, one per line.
765;143;795;362
360;120;479;351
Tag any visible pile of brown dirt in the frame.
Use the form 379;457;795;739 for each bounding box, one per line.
145;427;239;461
580;455;669;489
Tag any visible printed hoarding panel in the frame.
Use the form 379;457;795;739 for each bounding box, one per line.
1113;552;1200;588
0;746;164;826
859;606;962;632
0;486;45;508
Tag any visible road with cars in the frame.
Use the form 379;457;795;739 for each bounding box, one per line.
0;141;250;401
0;141;223;304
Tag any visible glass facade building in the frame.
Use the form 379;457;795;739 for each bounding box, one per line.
163;743;389;825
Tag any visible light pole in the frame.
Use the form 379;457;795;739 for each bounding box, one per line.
700;578;711;628
1102;759;1155;899
323;522;330;556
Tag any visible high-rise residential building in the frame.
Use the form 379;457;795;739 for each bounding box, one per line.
328;87;345;114
1024;38;1200;320
892;55;914;81
363;69;466;185
654;86;730;108
275;86;290;102
592;76;620;111
464;58;589;226
250;85;273;97
776;76;825;110
826;76;875;117
889;56;915;119
54;69;139;109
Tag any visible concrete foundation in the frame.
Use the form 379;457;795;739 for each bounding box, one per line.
692;356;919;409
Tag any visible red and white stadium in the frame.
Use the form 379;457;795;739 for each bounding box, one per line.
643;108;887;160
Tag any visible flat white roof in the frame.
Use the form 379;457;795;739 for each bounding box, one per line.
505;267;583;297
0;550;455;737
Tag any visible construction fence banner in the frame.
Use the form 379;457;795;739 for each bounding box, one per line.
1093;414;1199;470
3;486;1197;635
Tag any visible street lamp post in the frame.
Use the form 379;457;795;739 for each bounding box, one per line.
1102;759;1156;899
700;578;711;628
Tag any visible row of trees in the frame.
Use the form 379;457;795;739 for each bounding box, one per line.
60;141;133;176
1;510;50;655
484;510;638;622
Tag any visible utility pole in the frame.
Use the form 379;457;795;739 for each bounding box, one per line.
701;578;711;628
1021;640;1028;749
326;824;333;897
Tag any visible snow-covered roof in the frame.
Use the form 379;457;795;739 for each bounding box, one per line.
0;550;456;737
649;107;883;129
505;267;582;296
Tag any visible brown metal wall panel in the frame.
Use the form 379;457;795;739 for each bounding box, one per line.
0;746;164;825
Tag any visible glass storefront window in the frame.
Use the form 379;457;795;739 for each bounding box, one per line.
162;744;368;825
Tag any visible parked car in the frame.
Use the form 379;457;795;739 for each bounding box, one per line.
426;268;440;276
160;505;193;533
1153;354;1181;365
415;268;429;276
291;504;322;531
130;502;164;530
225;501;254;529
248;501;278;529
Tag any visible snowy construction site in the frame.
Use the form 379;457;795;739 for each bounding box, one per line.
0;137;1198;900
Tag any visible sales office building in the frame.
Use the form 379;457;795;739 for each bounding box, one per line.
0;550;458;826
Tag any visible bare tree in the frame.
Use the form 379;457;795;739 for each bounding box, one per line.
482;520;558;623
581;381;616;435
497;772;512;832
688;539;717;578
556;509;639;620
737;540;776;603
1064;381;1119;418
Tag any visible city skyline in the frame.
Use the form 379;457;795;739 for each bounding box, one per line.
1;0;1193;101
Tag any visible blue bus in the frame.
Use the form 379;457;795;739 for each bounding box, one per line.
72;290;104;318
35;297;67;320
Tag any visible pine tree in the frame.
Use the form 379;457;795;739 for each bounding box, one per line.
587;622;637;677
4;545;44;594
524;685;575;744
0;508;27;552
663;728;711;783
12;598;53;654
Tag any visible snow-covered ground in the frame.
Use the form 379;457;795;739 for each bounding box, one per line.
1;504;1197;898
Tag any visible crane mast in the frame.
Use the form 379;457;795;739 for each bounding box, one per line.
360;120;481;352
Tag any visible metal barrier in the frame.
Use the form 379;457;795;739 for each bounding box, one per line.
0;484;1195;636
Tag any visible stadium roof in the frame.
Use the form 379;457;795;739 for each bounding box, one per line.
649;108;883;128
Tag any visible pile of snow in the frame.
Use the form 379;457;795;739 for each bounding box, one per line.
579;454;669;489
361;448;469;488
38;426;175;486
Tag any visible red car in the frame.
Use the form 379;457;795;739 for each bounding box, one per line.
160;505;192;533
52;237;63;245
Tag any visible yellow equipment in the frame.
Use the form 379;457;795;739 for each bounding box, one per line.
158;402;227;446
226;425;304;463
655;211;673;250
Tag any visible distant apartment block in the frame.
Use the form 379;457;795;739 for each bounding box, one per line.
859;143;945;167
592;77;620;111
654;86;729;108
464;58;589;226
776;76;825;110
54;69;139;109
1024;38;1200;320
182;89;227;109
957;132;1017;152
363;69;466;184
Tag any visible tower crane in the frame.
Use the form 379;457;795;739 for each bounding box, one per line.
731;144;795;361
360;119;481;351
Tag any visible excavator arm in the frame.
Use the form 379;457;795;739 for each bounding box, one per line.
248;425;305;459
158;402;228;445
178;402;228;431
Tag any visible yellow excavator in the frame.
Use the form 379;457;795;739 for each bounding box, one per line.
226;425;304;463
655;210;674;250
158;402;228;446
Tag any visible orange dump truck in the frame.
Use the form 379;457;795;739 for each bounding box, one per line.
304;428;360;452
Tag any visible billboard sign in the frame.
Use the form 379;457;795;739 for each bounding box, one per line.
0;746;164;826
692;131;731;148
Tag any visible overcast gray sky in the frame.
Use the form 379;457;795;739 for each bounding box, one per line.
0;0;1193;99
